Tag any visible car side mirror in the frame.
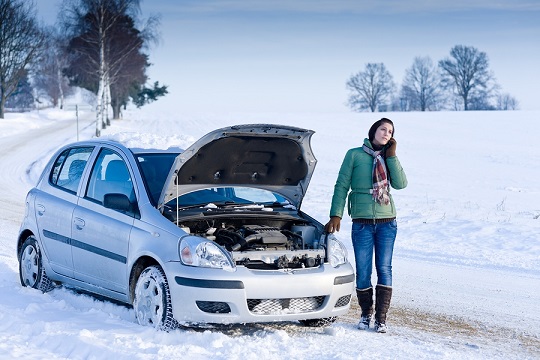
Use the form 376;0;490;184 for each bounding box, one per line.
103;193;137;215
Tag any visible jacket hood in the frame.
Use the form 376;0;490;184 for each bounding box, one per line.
158;124;317;210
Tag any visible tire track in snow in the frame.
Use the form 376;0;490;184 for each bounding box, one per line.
339;299;540;356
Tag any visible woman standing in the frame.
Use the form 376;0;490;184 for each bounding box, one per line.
325;118;407;333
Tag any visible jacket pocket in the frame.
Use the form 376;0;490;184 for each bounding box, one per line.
348;192;373;217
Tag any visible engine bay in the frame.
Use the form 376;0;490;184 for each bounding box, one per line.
177;217;326;269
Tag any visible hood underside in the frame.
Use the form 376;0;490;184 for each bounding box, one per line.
158;124;317;209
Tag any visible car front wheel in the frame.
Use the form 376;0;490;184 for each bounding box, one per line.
133;265;178;331
19;236;55;292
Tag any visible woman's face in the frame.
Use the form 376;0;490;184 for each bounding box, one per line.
372;122;394;146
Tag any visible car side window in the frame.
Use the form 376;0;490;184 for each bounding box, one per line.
86;148;135;206
50;147;94;193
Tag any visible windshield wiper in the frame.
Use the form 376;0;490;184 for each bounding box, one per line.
174;201;240;210
172;201;288;211
263;201;295;209
169;203;214;210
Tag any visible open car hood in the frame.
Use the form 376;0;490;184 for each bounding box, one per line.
158;124;317;210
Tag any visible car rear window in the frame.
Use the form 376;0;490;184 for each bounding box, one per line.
50;147;94;194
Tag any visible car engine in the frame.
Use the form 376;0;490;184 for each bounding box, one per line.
178;219;326;269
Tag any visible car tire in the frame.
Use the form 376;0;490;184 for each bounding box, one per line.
18;236;55;292
299;317;337;327
133;265;178;331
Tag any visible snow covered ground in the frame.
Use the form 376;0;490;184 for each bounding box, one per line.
0;105;539;359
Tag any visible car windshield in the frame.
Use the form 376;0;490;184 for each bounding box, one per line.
136;153;178;205
166;186;294;209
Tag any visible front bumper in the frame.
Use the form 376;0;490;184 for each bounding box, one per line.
164;261;355;325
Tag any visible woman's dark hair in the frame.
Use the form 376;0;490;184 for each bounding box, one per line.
368;118;394;142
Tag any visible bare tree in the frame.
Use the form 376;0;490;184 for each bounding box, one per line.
439;45;496;111
0;0;43;118
400;56;442;111
61;0;143;136
61;0;161;134
32;27;72;109
347;63;395;112
496;93;519;110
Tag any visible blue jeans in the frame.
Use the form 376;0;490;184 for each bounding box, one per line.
351;220;397;289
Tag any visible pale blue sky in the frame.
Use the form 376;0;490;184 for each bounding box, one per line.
36;0;540;113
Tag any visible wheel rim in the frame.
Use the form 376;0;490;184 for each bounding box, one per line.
21;244;39;287
134;270;164;327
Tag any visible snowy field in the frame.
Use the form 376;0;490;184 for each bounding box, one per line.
0;105;539;359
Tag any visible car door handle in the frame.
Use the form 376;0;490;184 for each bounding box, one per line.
36;204;45;216
74;217;85;230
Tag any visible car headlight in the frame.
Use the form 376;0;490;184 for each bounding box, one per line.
327;233;348;268
179;236;235;272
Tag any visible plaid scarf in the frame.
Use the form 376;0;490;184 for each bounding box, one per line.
362;145;390;205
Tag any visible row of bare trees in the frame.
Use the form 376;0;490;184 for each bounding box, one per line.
0;0;167;136
347;45;519;112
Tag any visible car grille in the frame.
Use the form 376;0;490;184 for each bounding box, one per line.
196;301;232;314
247;296;325;314
334;294;351;308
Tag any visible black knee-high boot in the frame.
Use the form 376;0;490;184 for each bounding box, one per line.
356;287;373;330
375;285;392;333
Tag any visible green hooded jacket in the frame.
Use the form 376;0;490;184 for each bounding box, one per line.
329;138;408;220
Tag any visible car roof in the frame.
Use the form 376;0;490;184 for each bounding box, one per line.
129;147;183;155
63;138;183;155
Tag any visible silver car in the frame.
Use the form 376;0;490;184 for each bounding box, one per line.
17;124;354;329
